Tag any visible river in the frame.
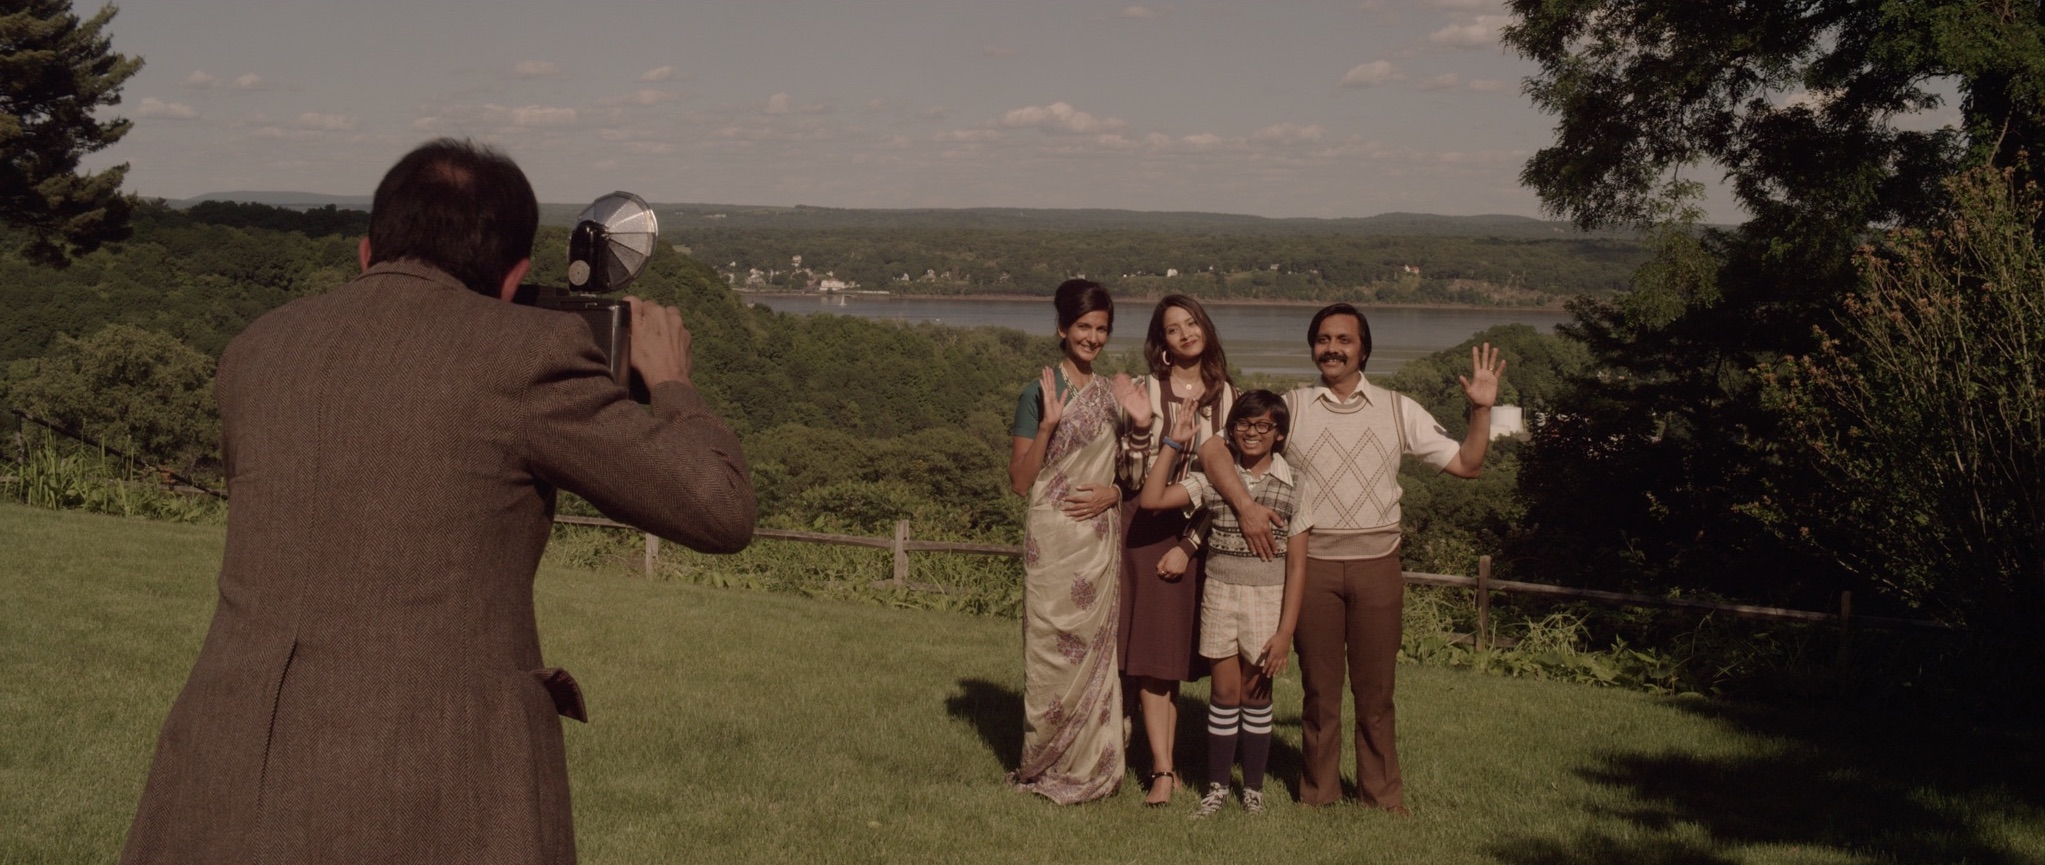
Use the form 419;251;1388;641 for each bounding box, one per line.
752;294;1573;377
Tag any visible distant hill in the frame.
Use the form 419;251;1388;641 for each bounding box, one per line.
599;204;1635;239
173;191;373;209
181;191;1627;239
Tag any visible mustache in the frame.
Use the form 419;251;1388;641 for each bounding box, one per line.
1316;352;1350;364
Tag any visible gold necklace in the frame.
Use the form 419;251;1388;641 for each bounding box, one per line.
1061;360;1094;390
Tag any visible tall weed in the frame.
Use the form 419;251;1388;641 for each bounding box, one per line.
1;435;224;524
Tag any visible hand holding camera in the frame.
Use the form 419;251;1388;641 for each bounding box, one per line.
624;295;691;388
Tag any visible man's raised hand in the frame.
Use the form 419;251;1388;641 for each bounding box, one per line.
1459;342;1506;408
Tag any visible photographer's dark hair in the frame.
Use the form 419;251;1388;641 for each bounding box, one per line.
1144;294;1231;412
367;138;539;297
1225;389;1289;455
1307;302;1373;369
1053;279;1113;350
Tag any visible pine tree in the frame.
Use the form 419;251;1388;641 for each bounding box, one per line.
0;0;141;267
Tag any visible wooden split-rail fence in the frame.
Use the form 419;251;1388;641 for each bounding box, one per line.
554;514;1952;647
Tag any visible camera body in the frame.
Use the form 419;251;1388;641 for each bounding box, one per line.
512;192;658;401
523;287;632;387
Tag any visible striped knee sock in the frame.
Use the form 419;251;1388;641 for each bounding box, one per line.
1205;703;1241;788
1239;702;1274;791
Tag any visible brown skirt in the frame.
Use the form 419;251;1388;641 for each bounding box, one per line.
1116;496;1206;682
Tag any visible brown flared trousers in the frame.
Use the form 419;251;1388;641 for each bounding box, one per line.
1295;555;1404;808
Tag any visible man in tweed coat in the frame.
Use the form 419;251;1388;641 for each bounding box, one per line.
121;139;755;864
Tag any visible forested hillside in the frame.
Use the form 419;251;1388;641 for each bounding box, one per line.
0;202;1053;539
195;194;1649;305
0;201;1592;548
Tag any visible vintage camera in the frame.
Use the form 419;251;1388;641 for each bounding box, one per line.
514;192;660;400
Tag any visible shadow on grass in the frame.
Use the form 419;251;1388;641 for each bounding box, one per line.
1488;699;2045;864
946;678;1024;769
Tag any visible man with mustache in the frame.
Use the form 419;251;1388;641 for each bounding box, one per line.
1196;302;1502;814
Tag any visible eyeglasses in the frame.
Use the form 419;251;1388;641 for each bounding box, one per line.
1230;420;1278;434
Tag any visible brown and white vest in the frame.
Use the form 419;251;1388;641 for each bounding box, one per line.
1285;381;1409;560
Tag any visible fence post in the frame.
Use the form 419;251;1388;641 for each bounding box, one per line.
891;520;911;586
1836;590;1852;664
643;533;659;579
1476;555;1493;652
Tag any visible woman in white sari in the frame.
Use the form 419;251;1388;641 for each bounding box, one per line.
1006;279;1153;804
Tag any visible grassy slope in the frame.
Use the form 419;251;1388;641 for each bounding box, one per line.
2;504;2038;864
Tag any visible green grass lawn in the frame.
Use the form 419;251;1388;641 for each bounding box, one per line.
3;503;2041;864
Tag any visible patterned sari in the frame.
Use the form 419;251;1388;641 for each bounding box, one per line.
1008;376;1126;804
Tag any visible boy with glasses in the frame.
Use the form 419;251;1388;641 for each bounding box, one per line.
1138;389;1310;815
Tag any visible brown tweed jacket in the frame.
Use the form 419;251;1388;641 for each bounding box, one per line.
120;261;755;864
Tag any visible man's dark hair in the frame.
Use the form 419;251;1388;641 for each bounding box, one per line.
1307;302;1372;366
367;138;538;297
1053;279;1114;347
1225;389;1290;454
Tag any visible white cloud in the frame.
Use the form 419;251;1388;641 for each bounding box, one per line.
1180;132;1226;152
1119;5;1163;19
623;141;675;155
136;98;199;120
935;128;1001;142
601;89;679;107
1468;78;1511;93
759;93;831;115
411;116;440;131
639;65;679;82
1341;60;1401;87
1418;73;1463;91
296;112;356;131
510;105;577;126
513;60;563;78
999;102;1124;134
184;70;265;90
1428;15;1510;47
1250;122;1325;143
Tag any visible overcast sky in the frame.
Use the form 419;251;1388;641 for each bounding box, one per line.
90;1;1712;219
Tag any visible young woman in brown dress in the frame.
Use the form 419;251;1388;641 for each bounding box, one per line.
1116;295;1236;806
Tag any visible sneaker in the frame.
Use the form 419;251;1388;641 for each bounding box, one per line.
1242;788;1264;814
1193;782;1229;818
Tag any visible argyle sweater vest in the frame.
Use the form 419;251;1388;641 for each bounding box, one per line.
1286;385;1407;559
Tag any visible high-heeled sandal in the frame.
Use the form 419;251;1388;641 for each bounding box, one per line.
1143;770;1179;808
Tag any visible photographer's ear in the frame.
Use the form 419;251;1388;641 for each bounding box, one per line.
497;258;531;303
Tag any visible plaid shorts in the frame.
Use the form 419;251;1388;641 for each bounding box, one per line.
1199;580;1285;661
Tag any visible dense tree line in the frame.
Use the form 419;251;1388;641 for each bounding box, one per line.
1499;0;2045;642
644;203;1640;238
680;226;1646;304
